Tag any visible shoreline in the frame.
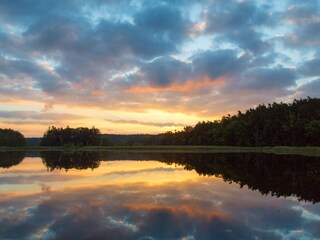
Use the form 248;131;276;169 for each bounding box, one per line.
0;146;319;156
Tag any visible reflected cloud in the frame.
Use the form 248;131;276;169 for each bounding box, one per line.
29;151;320;202
1;152;320;239
0;174;83;184
0;179;318;240
103;167;185;176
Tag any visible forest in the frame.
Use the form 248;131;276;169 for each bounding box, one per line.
0;128;26;147
144;97;320;146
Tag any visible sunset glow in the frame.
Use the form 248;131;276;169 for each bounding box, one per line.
0;0;319;136
0;158;203;195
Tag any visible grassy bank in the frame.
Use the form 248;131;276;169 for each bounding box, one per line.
0;145;319;156
268;146;320;156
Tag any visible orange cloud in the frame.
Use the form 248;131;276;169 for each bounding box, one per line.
126;76;225;94
92;89;109;96
125;203;229;221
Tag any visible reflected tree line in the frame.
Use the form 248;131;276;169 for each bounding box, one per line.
1;151;320;203
40;151;101;171
3;151;315;203
161;153;320;203
0;151;26;168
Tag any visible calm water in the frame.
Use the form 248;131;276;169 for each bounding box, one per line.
0;151;320;240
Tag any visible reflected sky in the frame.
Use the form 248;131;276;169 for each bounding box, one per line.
0;153;320;240
0;157;199;195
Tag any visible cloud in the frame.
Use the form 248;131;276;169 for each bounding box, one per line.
105;119;186;127
0;111;85;121
0;55;67;94
38;183;51;193
134;4;190;42
192;49;249;79
1;120;60;126
221;28;272;55
137;56;191;87
204;0;273;32
240;66;297;90
0;0;319;133
299;57;320;77
0;176;77;185
296;79;320;98
203;0;275;54
0;55;43;78
104;167;185;176
281;0;320;48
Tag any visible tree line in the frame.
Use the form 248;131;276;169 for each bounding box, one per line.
2;97;320;147
0;128;26;146
144;97;320;146
41;126;101;146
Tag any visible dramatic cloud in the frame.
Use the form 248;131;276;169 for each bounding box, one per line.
0;0;319;135
282;0;320;48
240;66;297;90
192;49;249;79
300;57;320;77
296;79;320;98
204;0;274;54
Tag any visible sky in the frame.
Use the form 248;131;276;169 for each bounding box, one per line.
0;0;320;136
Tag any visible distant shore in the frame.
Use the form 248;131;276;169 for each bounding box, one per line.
0;146;319;157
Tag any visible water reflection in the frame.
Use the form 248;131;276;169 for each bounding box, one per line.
1;177;319;239
41;151;101;171
0;151;25;168
0;151;319;239
161;153;320;203
39;151;320;203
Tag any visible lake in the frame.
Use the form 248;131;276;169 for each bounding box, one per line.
0;151;320;240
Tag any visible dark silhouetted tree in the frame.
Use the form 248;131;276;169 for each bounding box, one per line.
0;129;26;146
41;126;101;146
150;97;320;146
